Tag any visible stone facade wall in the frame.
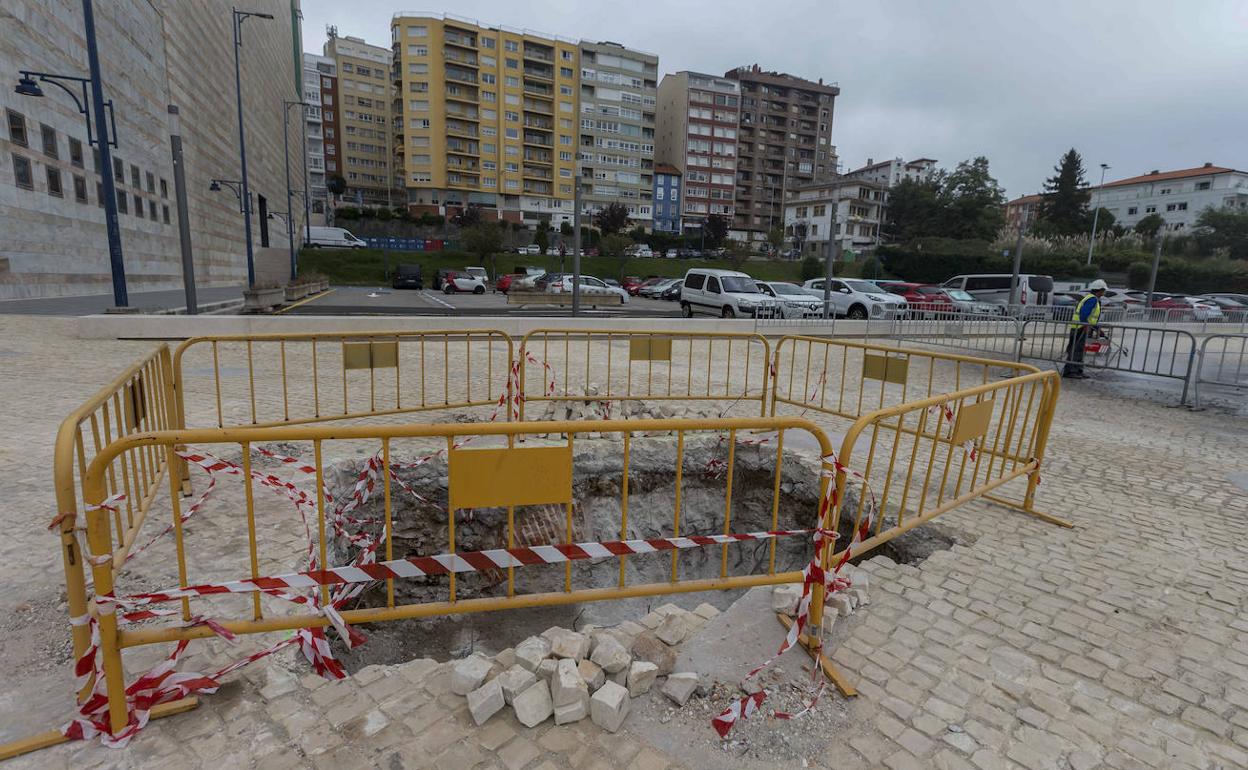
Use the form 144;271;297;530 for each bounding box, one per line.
0;0;304;299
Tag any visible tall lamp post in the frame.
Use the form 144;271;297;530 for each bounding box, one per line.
232;8;274;287
209;178;249;212
1085;162;1110;266
15;63;126;306
283;100;309;281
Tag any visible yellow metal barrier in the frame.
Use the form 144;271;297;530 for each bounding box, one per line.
518;329;772;419
80;416;835;735
51;345;179;690
172;330;515;430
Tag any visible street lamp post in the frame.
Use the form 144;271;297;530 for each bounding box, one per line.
15;23;128;306
209;179;248;212
1086;162;1110;266
231;8;274;288
283;100;309;282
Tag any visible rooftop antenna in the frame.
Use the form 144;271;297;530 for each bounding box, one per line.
326;24;337;39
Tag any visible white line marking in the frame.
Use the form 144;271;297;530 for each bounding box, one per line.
422;291;455;310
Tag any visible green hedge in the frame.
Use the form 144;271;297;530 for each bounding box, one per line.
877;244;1098;283
1125;257;1248;293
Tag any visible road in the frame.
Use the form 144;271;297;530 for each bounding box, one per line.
284;286;683;317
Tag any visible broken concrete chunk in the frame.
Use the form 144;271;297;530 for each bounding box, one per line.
828;593;853;617
655;612;692;646
514;636;551;672
851;587;870;607
548;628;592;661
661;672;700;706
498;665;538;705
450;653;494;695
590;635;632;674
512;680;554;728
467;678;505;726
771;583;803;615
590;681;631;733
551;659;588;708
631;630;676;675
578;659;605;691
626;661;659;696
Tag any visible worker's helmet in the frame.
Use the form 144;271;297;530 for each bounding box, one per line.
1088;279;1108;291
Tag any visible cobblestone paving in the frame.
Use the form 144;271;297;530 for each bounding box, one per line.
1;315;1246;769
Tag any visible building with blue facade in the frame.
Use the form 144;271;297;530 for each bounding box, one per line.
652;164;682;234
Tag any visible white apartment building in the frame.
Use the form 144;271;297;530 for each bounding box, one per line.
782;178;887;258
843;156;937;187
1089;163;1248;232
302;54;333;219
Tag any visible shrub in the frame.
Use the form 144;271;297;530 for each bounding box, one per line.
800;255;823;281
1127;262;1151;289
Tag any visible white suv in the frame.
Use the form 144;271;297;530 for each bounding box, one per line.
801;278;907;319
680;269;773;318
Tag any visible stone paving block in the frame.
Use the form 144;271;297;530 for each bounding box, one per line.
660;672;699;706
538;659;559;680
549;628;592;660
552;658;589;707
515;636;552;672
554;695;590;725
512;680;554;728
771;583;803;615
467;678;506;726
578;659;606;691
590;681;631;733
590;634;632;674
692;602;720;620
655;611;693;646
451;653;495;696
627;661;659;696
630;630;676;675
498;664;539;705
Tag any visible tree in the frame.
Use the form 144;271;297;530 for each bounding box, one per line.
462;222;504;281
1193;205;1248;260
800;255;823;281
559;221;574;237
534;221;551;254
593;202;631;235
704;214;729;247
627;224;647;243
940;157;1006;240
454;204;484;228
599;233;632;280
326;175;347;197
886;177;946;241
766;226;785;255
726;239;752;269
1133;213;1165;238
1037;149;1091;235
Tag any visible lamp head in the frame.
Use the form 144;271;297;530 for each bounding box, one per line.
254;12;274;18
15;76;43;98
209;180;221;191
1100;163;1110;170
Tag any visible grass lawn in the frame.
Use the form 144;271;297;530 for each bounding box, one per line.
298;248;806;286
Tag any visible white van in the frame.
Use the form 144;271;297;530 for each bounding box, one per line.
680;268;771;318
941;274;1055;314
305;226;367;249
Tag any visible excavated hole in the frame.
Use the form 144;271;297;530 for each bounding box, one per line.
319;432;961;670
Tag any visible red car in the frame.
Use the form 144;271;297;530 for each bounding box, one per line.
621;276;645;295
495;273;523;294
878;282;955;316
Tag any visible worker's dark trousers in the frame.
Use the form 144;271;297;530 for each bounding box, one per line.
1063;327;1088;376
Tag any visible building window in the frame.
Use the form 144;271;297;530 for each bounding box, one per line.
407;25;427;36
112;158;123;182
160;178;168;198
504;40;518;52
148;199;157;219
482;73;496;85
1197;181;1210;191
68;137;83;167
96;182;102;205
481;38;496;49
561;49;573;61
130;164;140;187
116;189;128;213
46;167;63;197
258;195;269;246
1159;187;1171;195
7;110;28;146
505;128;519;139
1177;202;1188;211
1145;205;1156;213
11;153;33;189
1127;206;1137;215
133;193;142;215
505;111;519;122
145;171;155;193
41;124;59;158
407;45;427;56
505;58;518;69
73;174;87;203
505;76;519;88
162;204;170;224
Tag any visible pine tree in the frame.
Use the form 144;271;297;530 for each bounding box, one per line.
1038;149;1091;235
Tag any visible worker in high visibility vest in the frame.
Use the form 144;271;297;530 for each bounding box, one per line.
1063;279;1108;378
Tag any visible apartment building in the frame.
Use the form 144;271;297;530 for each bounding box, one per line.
725;65;838;245
1;0;302;299
843;156;937;187
301;53;336;219
578;41;658;227
782;178;887;258
655;71;739;234
325;32;395;207
1089;163;1248;232
389;14;580;224
1005;193;1042;228
652;163;681;233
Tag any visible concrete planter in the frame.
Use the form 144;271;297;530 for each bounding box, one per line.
243;286;285;312
285;284;310;302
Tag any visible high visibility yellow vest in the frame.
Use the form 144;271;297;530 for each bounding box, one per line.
1070;293;1101;329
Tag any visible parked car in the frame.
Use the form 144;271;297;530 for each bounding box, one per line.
1199;296;1248;314
801;278;907;320
877;282;955;317
442;272;486;294
534;272;571;291
941;289;1000;316
639;278;680;299
658;279;683;300
464;266;489;283
305;226;367;249
495;273;526;294
1151;294;1225;320
521;244;542;255
391;263;423;290
665;249;679;259
681;269;769;318
631;277;666;296
756;281;823;318
940;273;1055;315
432;268;457;291
546;275;630;303
604;278;622;288
1201;292;1248;305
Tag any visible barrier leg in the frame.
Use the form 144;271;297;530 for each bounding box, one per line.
776;613;856;697
0;698;198;761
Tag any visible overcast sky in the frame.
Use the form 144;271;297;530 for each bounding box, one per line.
302;0;1247;199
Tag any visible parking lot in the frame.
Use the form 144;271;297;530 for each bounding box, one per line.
286;286;683;317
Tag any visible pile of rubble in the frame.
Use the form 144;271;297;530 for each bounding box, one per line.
769;564;870;635
450;602;720;732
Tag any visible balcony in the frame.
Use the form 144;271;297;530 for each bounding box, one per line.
444;31;477;49
446;141;480;156
523;181;553;195
447;173;481;189
523;82;553;97
523;150;552;164
443;49;478;67
522;133;553;147
447;158;481;172
523;117;553;130
523;166;553;181
522;47;554;63
522;99;552;114
446;121;479;138
446;67;478;85
445;104;479;120
445;87;479;104
523;65;553;81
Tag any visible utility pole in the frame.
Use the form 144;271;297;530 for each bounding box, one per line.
231;8;274;288
822;191;837;320
1009;213;1027;308
168;105;197;313
572;178;582;316
1086;163;1109;265
83;0;128;307
1145;221;1163;308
